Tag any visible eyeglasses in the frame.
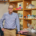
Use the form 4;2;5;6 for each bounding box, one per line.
8;8;13;9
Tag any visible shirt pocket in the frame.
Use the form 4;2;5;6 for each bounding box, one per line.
11;17;16;21
5;16;9;20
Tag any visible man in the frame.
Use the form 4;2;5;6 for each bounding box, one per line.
0;5;20;36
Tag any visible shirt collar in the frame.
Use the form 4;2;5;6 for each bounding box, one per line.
8;12;13;15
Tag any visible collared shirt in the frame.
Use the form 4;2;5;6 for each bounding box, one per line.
0;12;20;32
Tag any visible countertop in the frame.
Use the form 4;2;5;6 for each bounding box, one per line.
17;32;36;36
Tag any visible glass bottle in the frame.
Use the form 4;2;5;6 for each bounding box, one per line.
26;3;28;9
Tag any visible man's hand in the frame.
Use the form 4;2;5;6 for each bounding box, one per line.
1;28;5;32
18;31;20;34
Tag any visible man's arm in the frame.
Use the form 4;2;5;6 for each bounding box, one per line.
0;14;5;29
16;14;20;32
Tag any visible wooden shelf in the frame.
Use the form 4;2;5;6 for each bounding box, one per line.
24;18;36;20
0;1;8;2
24;8;36;10
19;18;23;19
13;9;23;11
10;1;22;3
24;0;36;1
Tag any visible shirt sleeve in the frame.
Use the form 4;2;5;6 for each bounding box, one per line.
16;14;20;32
0;14;5;29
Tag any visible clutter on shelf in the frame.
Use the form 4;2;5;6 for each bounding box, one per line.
24;14;36;19
18;13;23;18
26;3;36;9
10;0;22;1
20;24;23;30
19;28;29;34
19;24;36;34
13;3;23;10
19;19;23;30
18;11;23;18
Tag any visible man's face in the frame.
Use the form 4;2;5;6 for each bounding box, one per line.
8;6;13;13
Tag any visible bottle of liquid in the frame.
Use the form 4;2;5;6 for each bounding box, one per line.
19;4;21;9
27;14;30;19
26;3;28;9
27;21;30;28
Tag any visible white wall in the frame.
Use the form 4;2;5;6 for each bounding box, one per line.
0;2;9;19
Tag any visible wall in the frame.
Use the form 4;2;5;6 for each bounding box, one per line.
0;2;9;25
0;2;9;19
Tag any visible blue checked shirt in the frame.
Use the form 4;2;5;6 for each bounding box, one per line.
0;12;20;32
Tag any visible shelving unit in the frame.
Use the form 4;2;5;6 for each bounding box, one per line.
19;18;23;19
0;0;9;2
24;18;36;20
23;0;36;29
24;8;36;10
10;1;22;3
24;0;36;1
13;9;23;11
0;1;8;2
